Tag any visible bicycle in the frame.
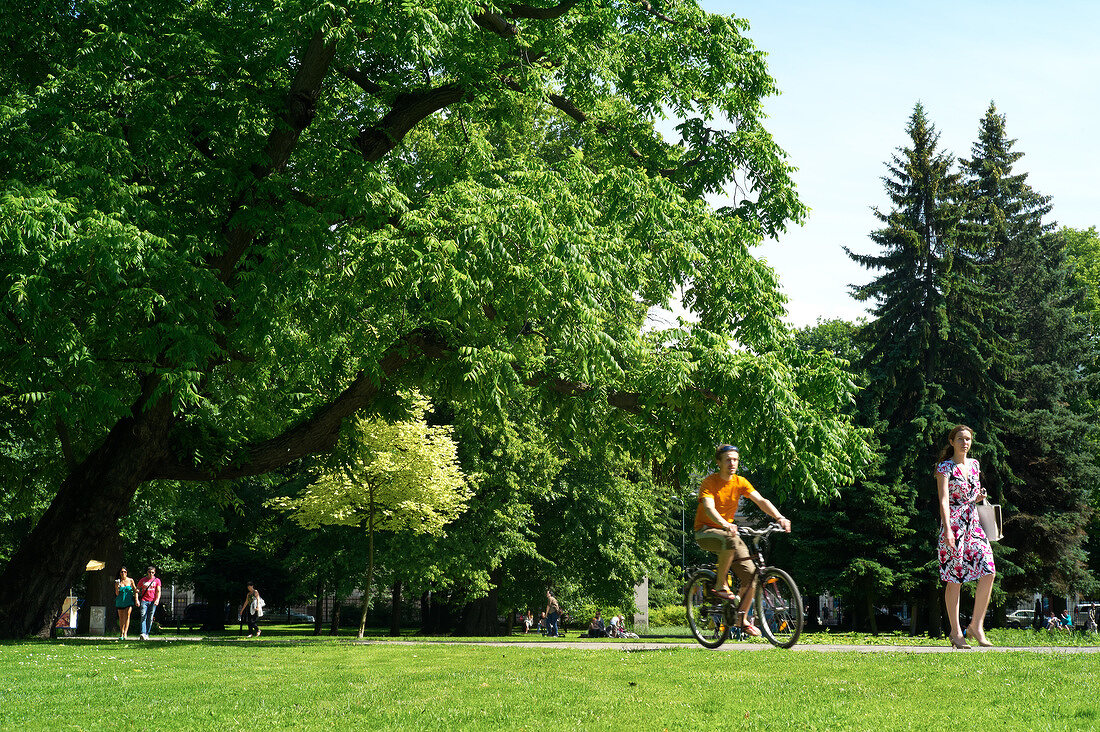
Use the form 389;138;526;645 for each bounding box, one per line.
683;523;804;649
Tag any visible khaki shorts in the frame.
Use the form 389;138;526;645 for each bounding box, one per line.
695;527;757;589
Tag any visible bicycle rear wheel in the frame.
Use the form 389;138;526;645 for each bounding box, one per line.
685;570;731;649
754;567;803;648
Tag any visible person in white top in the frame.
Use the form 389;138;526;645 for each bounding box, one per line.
237;581;265;637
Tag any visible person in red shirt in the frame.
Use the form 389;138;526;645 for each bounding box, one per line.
135;566;162;640
694;444;791;637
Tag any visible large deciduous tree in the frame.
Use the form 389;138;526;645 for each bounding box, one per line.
0;1;868;637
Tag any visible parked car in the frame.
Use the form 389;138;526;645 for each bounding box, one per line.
1073;602;1099;629
1005;609;1035;628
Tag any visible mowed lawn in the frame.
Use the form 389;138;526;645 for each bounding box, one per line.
1;639;1097;731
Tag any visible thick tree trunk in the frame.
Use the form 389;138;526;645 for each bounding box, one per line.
928;583;944;638
389;580;402;637
313;581;324;636
909;594;924;636
804;596;820;629
420;591;434;634
0;401;170;638
329;597;342;635
77;530;124;636
457;568;502;636
203;590;229;633
990;600;1005;629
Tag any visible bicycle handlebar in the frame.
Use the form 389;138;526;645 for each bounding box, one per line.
737;523;788;539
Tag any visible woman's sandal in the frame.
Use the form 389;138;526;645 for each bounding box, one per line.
949;633;971;649
741;622;762;638
713;589;738;601
966;625;993;647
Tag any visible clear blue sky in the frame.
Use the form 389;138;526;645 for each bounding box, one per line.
700;1;1100;327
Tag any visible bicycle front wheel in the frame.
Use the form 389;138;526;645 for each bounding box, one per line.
754;567;803;648
685;570;731;649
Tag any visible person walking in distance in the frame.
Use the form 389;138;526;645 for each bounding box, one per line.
238;581;264;637
936;425;996;649
114;567;139;640
135;566;162;640
545;590;561;637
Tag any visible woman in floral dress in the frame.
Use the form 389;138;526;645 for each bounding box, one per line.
936;425;996;649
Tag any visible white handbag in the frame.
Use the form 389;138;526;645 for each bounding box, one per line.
977;498;1003;542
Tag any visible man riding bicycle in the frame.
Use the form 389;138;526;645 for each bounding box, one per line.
694;444;791;637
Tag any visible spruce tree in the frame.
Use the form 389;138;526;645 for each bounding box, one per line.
846;103;1010;634
961;104;1097;597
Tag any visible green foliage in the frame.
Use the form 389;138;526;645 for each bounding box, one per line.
843;103;1014;626
0;0;871;637
1063;226;1100;330
0;0;866;497
649;603;687;628
270;392;469;535
788;319;914;630
793;317;864;367
961;104;1097;596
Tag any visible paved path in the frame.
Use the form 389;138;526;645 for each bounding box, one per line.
349;639;1100;654
66;636;1100;653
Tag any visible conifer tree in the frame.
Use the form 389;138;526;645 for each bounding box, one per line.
961;104;1097;597
846;103;1010;634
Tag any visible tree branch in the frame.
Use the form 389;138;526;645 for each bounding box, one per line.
502;76;668;171
473;11;518;37
337;65;384;96
56;417;76;472
149;330;448;481
356;84;466;163
506;0;580;20
637;1;677;25
212;28;338;282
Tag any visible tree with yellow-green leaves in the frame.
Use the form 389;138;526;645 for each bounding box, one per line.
270;393;470;639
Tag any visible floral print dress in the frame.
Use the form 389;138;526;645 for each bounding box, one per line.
937;458;996;583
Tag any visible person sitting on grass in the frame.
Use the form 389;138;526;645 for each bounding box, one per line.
693;444;791;638
587;610;607;638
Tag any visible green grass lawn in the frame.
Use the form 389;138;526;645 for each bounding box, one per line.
2;636;1099;731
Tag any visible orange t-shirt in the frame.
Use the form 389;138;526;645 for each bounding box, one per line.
693;473;755;531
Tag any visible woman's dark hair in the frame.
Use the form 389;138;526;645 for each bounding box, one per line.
118;566;128;578
937;425;975;463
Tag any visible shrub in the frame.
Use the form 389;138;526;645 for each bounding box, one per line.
650;604;687;627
